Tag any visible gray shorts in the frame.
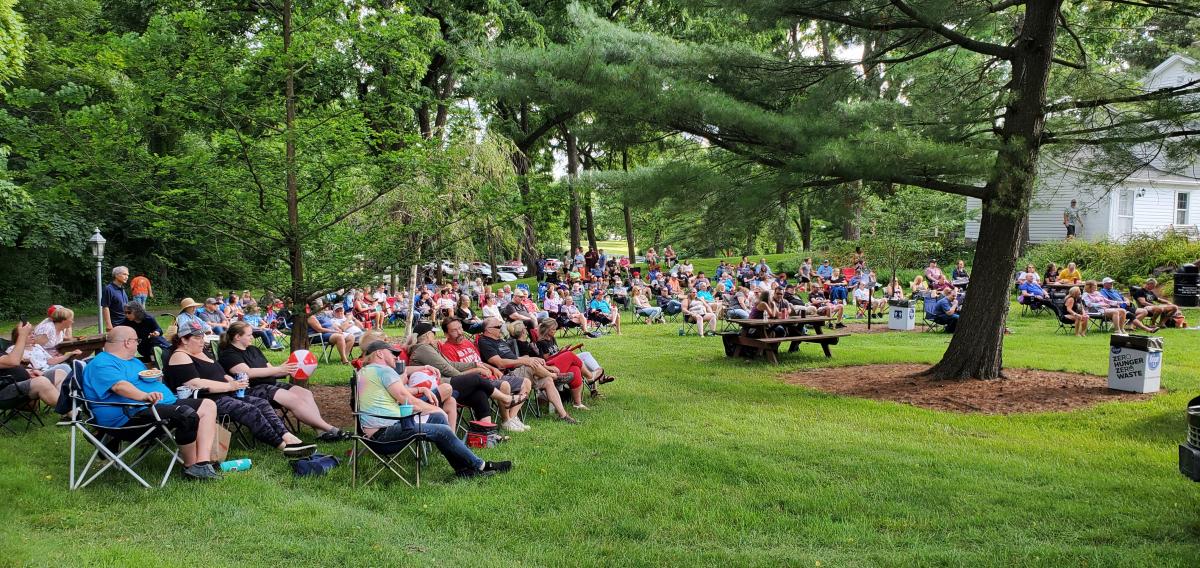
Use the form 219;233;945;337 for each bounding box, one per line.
0;380;33;409
493;367;530;394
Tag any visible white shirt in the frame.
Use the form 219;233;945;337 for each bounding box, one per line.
33;319;66;353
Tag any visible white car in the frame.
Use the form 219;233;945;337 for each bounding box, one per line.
468;262;492;278
497;261;527;277
496;271;518;282
422;260;457;276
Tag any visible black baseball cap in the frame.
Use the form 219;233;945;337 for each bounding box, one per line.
362;341;403;358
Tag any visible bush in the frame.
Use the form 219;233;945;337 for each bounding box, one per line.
1020;234;1200;290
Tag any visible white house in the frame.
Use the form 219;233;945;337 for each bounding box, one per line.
966;54;1199;243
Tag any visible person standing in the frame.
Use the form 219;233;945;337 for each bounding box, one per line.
129;273;153;307
1063;199;1082;239
101;266;130;332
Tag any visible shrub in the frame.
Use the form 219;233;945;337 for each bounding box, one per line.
1020;234;1200;290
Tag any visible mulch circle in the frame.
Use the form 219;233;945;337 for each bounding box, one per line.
308;385;353;430
782;364;1156;414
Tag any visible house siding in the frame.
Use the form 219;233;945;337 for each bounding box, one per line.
965;168;1113;243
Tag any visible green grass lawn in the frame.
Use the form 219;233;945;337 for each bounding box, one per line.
3;300;1200;565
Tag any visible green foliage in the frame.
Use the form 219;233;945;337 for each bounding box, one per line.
1020;234;1200;289
0;0;25;91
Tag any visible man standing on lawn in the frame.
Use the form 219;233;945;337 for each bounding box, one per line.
101;266;130;332
129;273;153;307
1063;199;1082;239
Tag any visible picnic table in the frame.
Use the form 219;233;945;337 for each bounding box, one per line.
57;335;106;357
724;316;850;364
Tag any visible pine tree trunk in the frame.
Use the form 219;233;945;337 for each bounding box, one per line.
926;0;1061;380
511;152;539;272
622;149;635;259
744;227;755;256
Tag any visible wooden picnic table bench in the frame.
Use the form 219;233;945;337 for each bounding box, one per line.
724;316;850;364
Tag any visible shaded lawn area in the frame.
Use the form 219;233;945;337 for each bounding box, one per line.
2;305;1200;566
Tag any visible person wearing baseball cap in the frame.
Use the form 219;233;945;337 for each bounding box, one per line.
196;297;230;335
1100;277;1158;332
358;339;512;479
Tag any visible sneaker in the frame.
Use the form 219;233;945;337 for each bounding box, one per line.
483;460;513;473
282;442;317;458
513;418;530;431
456;467;497;479
559;414;579;425
502;418;525;432
316;428;350;442
572;404;590;410
585;331;602;338
183;463;221;481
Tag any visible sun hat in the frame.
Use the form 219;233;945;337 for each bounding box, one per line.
179;298;202;310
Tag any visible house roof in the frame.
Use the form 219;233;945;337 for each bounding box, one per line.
1143;53;1198;87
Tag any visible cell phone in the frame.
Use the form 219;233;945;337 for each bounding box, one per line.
18;314;27;325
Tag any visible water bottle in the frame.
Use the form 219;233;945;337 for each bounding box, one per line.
219;458;252;472
235;372;248;398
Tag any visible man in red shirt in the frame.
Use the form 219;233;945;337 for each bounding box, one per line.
438;318;532;429
129;273;153;307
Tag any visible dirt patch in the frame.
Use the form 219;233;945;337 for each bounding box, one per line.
309;385;353;430
782;364;1155;414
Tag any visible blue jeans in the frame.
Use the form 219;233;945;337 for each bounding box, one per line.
133;294;148;306
831;286;848;302
374;412;483;473
253;329;280;349
727;308;750;319
637;307;662;319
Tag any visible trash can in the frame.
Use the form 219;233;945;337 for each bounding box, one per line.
1174;264;1198;307
887;299;916;331
1108;334;1163;393
1178;395;1200;481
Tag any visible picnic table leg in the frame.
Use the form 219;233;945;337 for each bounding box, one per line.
766;347;779;365
789;340;800;353
821;341;832;358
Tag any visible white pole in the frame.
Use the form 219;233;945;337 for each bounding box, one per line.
96;256;104;335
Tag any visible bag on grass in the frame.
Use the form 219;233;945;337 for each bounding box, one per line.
292;453;341;477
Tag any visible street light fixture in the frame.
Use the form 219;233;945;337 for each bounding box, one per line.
88;228;106;334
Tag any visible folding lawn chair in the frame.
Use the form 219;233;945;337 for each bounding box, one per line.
1;394;46;434
307;332;334;363
349;371;428;488
63;359;184;489
920;295;943;332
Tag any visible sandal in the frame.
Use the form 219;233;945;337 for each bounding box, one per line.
598;374;615;384
507;392;529;409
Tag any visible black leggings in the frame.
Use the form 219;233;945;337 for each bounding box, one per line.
450;372;496;421
213;395;289;446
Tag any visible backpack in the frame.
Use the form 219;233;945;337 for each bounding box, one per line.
1165;312;1187;328
291;453;341;477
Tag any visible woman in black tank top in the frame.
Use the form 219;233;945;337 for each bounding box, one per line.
167;327;315;457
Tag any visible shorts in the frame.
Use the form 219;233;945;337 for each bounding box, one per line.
125;398;206;445
0;379;33;410
1066;224;1076;237
319;332;335;342
493;367;529;394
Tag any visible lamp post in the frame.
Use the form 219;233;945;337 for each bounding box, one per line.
88;228;106;334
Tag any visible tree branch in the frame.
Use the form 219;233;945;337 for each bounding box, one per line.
889;0;1014;59
1046;79;1200;112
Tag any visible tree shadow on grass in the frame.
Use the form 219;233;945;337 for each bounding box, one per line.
1119;409;1185;445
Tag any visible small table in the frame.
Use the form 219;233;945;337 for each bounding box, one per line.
725;317;850;364
57;335;107;357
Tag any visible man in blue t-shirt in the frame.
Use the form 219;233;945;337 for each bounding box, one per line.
816;260;834;280
1018;273;1053;310
932;291;959;333
101;266;130;332
82;326;221;480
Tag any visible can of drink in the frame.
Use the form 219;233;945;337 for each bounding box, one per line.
219;458;252;472
175;385;193;399
235;372;248;398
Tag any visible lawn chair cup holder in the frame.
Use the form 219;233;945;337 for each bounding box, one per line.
1107;334;1163;394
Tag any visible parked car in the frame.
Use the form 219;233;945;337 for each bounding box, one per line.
497;260;527;277
421;260;458;277
496;271;518;282
468;262;493;279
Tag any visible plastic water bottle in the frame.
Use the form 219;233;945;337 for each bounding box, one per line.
235;372;248;398
219;458;252;472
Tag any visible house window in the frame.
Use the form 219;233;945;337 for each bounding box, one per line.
1117;189;1135;234
1178;192;1191;225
